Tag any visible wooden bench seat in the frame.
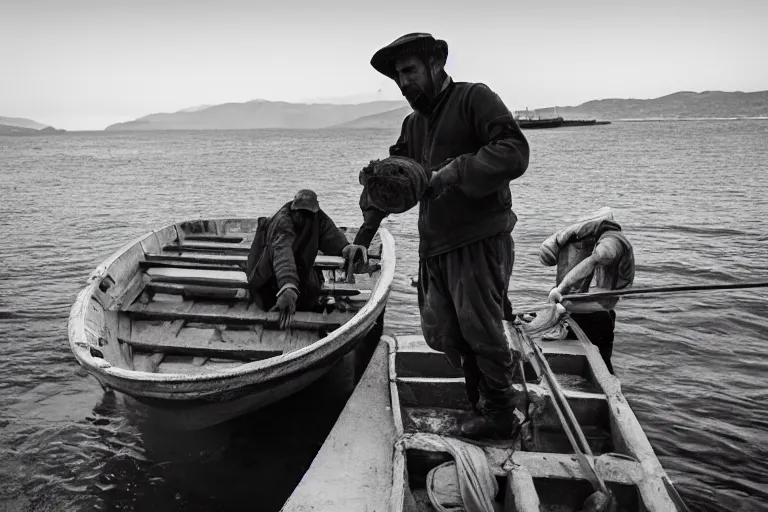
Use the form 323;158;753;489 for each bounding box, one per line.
161;242;382;259
183;234;244;243
146;282;363;300
124;299;356;330
144;253;348;270
163;241;251;254
121;319;318;361
143;267;363;296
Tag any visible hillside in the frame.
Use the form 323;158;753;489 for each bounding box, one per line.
0;124;66;136
330;106;412;128
535;90;768;120
0;124;40;136
0;116;49;130
105;99;408;131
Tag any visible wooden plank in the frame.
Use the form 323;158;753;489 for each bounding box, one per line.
283;329;318;353
146;282;362;301
144;252;352;269
147;252;247;266
144;268;362;296
511;451;643;485
183;234;244;243
125;300;355;330
281;340;397;512
396;377;608;429
122;321;284;360
156;359;245;374
395;335;579;382
163;241;251;254
163;241;382;260
134;352;165;373
147;283;246;301
146;267;248;288
506;467;541;512
140;260;244;272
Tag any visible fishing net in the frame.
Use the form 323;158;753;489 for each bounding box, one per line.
359;156;428;214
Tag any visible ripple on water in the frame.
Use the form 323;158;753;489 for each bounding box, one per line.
1;122;767;511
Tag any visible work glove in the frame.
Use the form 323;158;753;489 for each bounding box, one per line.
342;244;368;283
426;159;460;199
547;287;563;304
270;287;298;329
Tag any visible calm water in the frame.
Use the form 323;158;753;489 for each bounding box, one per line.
1;121;767;511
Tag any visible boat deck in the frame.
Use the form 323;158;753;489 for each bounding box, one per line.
282;314;683;512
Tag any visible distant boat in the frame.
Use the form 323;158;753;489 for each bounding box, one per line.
514;107;610;129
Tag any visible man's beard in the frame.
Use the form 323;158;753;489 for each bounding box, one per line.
404;91;431;113
401;75;436;114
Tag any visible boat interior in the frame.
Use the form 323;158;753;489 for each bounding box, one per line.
83;219;383;375
389;317;678;511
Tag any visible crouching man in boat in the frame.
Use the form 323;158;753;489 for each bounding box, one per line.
541;207;635;374
353;33;530;439
245;189;367;329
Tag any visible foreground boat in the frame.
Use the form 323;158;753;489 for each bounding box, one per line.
282;308;685;511
67;218;395;430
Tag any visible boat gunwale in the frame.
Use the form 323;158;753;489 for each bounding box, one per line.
67;217;396;397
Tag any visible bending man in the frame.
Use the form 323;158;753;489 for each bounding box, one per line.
246;189;366;329
542;207;636;374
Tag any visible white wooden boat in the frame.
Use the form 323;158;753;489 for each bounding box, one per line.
282;309;689;511
67;218;395;430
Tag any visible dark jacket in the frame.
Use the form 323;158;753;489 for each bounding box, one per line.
354;80;530;258
246;203;349;293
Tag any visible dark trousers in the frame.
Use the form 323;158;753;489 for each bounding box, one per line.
566;310;616;374
257;267;323;312
417;233;516;414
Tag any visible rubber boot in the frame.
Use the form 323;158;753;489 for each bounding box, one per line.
459;407;522;440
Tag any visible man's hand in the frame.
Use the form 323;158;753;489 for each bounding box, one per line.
342;244;368;282
548;287;563;304
270;288;298;329
426;160;460;199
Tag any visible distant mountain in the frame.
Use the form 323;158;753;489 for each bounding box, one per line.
0;123;66;136
175;105;212;113
0;124;40;136
535;90;768;120
330;106;412;128
0;116;48;130
105;99;408;131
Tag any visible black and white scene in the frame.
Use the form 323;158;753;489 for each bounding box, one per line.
1;0;766;511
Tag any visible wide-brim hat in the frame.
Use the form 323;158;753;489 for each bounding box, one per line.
291;189;319;213
370;33;448;79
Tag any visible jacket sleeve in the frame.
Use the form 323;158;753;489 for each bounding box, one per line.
353;205;388;248
388;114;411;157
453;83;530;198
318;211;351;256
354;116;412;247
270;217;300;290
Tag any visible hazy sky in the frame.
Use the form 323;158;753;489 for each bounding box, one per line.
2;0;766;130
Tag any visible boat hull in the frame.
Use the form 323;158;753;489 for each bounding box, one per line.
68;217;395;429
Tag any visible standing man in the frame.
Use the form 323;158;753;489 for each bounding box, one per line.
541;207;636;374
354;33;530;439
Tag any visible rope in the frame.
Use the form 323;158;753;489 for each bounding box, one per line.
562;280;768;302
